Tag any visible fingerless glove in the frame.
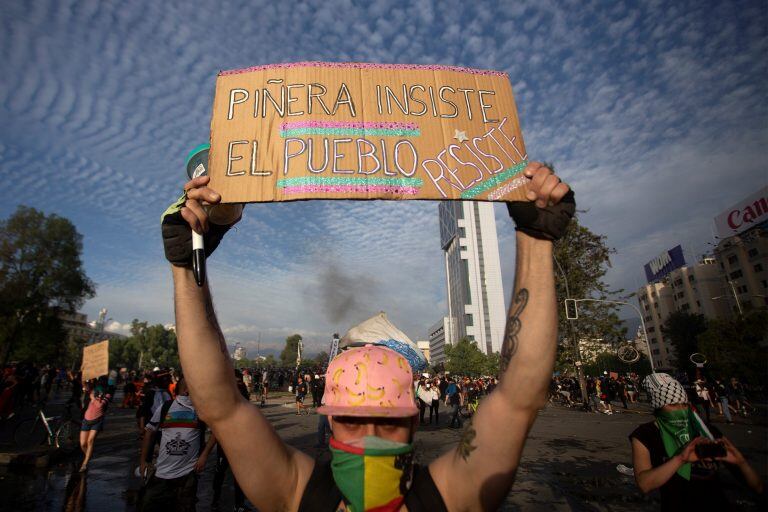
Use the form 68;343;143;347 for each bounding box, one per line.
160;193;238;266
507;190;575;241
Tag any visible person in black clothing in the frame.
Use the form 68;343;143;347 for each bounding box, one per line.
66;370;83;413
630;373;763;511
295;376;309;415
615;377;628;409
167;161;575;510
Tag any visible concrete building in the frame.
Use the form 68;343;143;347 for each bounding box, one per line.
577;337;613;363
416;341;431;364
57;309;125;344
428;317;453;365
233;343;247;361
637;253;748;369
712;226;768;316
637;281;676;369
666;258;730;318
438;201;506;355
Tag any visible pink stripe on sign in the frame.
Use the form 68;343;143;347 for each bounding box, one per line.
220;61;507;77
281;185;420;195
281;120;418;131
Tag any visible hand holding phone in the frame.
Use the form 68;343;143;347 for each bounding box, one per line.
694;441;727;460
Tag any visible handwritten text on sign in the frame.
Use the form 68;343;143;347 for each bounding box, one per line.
82;340;109;382
208;62;528;203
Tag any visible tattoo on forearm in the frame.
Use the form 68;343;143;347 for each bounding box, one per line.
500;288;529;374
203;290;228;354
456;417;477;462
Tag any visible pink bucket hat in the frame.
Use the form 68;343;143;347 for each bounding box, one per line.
317;345;418;418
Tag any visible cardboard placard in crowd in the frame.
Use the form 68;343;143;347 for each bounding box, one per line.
82;340;109;381
208;61;529;203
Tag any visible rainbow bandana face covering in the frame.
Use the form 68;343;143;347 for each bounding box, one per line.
330;436;414;512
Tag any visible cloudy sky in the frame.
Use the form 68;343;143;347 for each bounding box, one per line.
1;0;765;356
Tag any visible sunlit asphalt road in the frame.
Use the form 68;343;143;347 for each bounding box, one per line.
1;391;765;511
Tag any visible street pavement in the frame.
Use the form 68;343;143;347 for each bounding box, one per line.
0;391;765;511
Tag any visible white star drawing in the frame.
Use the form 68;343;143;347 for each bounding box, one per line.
453;129;468;143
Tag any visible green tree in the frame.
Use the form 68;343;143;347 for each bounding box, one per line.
698;311;767;384
484;352;500;376
581;350;652;377
661;311;707;368
280;334;302;367
445;338;487;376
0;206;95;364
234;357;253;369
108;320;179;370
553;216;627;373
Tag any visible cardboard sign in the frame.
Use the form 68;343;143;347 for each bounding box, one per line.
81;340;109;381
208;62;529;203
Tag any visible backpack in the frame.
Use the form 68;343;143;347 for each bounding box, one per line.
157;399;207;454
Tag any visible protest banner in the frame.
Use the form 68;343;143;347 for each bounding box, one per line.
82;340;109;381
208;61;529;203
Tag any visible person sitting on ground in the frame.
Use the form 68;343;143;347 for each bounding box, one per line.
163;161;574;510
629;373;763;510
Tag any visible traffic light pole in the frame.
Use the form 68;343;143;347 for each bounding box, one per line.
553;256;588;406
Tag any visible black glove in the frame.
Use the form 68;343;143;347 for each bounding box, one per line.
160;193;238;266
507;189;575;241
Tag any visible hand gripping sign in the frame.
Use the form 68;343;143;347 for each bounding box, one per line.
207;62;529;203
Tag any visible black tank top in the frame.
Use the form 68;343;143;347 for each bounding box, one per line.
298;462;448;511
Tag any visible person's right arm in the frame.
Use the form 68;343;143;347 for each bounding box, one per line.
631;436;706;493
172;176;313;511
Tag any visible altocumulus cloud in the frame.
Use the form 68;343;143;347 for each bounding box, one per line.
0;0;765;352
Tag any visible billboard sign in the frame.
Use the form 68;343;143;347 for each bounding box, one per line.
714;186;768;239
644;245;686;283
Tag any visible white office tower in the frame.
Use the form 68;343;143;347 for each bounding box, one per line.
438;201;506;355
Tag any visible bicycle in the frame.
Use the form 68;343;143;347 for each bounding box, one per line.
13;402;79;452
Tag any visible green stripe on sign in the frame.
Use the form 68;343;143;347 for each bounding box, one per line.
277;176;424;187
280;128;420;137
460;161;529;199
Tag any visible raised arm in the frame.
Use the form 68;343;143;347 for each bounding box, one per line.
431;163;573;511
168;176;313;511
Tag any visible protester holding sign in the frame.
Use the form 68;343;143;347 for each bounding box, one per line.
164;152;575;510
79;376;111;472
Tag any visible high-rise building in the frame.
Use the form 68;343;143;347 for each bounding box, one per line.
438;201;506;355
637;281;676;369
428;317;454;365
712;228;767;316
711;186;768;315
637;255;742;369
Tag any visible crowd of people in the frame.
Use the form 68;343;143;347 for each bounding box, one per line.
547;371;761;423
2;358;765;511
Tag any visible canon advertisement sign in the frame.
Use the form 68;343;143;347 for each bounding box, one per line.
714;186;768;239
644;245;686;283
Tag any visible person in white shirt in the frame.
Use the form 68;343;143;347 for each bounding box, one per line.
139;377;216;512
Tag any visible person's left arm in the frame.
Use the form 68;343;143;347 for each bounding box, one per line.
430;162;571;511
